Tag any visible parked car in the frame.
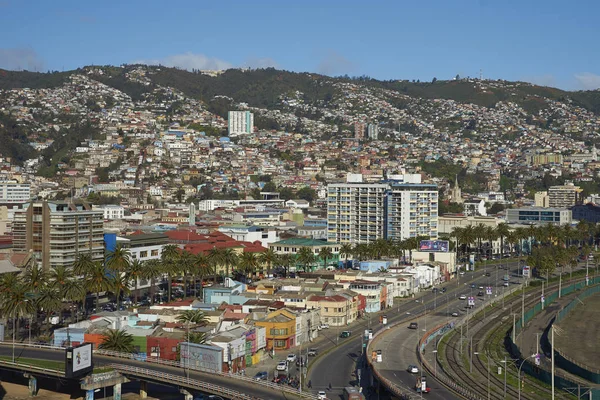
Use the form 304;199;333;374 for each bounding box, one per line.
459;294;467;300
432;287;439;293
319;323;329;329
286;354;297;363
451;311;459;317
253;371;268;381
416;386;431;394
340;331;351;338
459;270;466;275
317;391;327;400
276;361;287;371
307;348;318;357
407;364;419;374
408;322;418;329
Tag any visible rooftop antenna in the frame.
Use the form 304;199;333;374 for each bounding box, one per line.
479;69;483;80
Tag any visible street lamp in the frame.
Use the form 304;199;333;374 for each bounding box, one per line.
518;354;537;400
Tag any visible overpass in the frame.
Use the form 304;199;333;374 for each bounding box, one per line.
0;343;317;400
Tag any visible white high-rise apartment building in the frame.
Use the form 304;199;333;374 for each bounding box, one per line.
228;111;254;136
327;175;438;244
0;182;31;204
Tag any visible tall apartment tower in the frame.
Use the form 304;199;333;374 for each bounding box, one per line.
12;201;104;270
354;122;365;139
367;124;379;140
327;175;438;244
228;111;254;136
548;184;582;208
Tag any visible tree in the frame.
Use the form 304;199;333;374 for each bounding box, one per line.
174;188;185;203
258;249;278;276
318;247;334;269
455;74;460;80
297;247;315;272
99;329;135;353
142;259;162;305
277;254;296;278
207;247;223;284
339;244;353;268
73;253;95;277
178;250;196;299
23;264;47;293
35;286;62;335
85;261;112;314
127;259;145;305
237;252;259;280
221;248;239;279
193;253;211;299
106;245;131;274
111;273;131;311
432;77;437;83
161;244;181;301
0;280;35;342
296;186;317;203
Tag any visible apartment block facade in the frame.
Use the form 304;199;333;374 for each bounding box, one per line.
548;184;582;208
227;111;254;136
0;182;31;204
12;201;104;269
327;179;438;244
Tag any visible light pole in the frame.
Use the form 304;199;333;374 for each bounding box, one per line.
518;355;536;400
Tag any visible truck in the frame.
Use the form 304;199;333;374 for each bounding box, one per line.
343;386;366;400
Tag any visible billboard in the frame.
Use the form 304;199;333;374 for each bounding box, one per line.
419;240;449;253
65;343;93;378
522;265;530;278
179;343;223;373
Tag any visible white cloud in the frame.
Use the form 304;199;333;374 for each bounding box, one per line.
0;48;44;71
574;72;600;90
316;49;355;76
134;52;233;71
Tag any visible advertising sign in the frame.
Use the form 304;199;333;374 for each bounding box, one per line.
541;295;545;304
469;254;475;266
65;343;93;378
468;296;475;307
535;354;541;366
522;265;531;278
180;343;223;373
486;287;492;295
419;240;449;253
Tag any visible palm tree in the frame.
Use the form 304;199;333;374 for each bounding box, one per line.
177;309;208;344
127;259;145;305
0;281;35;342
161;244;181;301
85;261;112;313
188;331;207;344
221;248;239;279
473;223;487;260
142;259;162;305
318;247;334;269
106;244;131;274
111;273;131;311
72;253;94;277
277;254;296;278
193;253;211;299
258;249;278;277
179;250;195;298
238;252;259;280
35;286;62;336
297;247;315;272
23;264;47;294
372;239;390;259
339;244;353;268
207;247;224;284
99;329;135;353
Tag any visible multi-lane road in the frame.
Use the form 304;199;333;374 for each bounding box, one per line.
308;260;525;399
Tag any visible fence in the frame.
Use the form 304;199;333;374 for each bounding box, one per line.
508;278;600;397
552;284;600;384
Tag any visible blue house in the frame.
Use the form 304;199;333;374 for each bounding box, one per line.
203;278;249;305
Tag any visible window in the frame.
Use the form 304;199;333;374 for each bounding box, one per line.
151;249;159;257
324;307;329;312
171;347;177;352
274;340;286;348
140;251;148;258
270;328;288;336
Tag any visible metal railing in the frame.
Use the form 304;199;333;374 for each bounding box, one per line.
97;350;318;399
0;358;64;376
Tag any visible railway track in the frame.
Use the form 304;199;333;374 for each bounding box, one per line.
439;279;582;400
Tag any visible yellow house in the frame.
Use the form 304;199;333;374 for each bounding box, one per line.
253;308;296;350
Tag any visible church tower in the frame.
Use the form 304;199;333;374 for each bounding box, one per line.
451;175;463;204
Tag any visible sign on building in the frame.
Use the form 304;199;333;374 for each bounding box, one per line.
419;240;449;253
65;343;93;378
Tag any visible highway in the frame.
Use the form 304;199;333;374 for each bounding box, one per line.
0;344;307;400
307;260;524;399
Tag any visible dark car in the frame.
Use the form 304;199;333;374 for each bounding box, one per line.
253;371;268;381
477;291;484;297
484;272;491;277
408;322;418;329
471;283;476;288
307;348;318;356
441;287;446;293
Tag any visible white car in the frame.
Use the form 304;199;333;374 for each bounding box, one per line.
503;281;510;287
451;311;459;317
276;361;287;371
459;271;465;275
459;294;467;300
286;354;297;363
407;364;419;374
317;391;327;400
319;323;329;329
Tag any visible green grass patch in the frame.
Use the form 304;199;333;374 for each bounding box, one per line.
93;366;115;374
0;356;64;371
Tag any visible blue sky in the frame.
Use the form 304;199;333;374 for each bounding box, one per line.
0;0;599;90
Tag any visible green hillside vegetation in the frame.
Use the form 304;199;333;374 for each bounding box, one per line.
0;113;38;163
0;69;70;90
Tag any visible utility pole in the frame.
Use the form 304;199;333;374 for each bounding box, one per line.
504;356;507;398
470;336;473;373
512;314;516;342
542;281;545;310
551;326;555;400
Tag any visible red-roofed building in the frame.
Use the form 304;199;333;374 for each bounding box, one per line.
164;230;208;245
